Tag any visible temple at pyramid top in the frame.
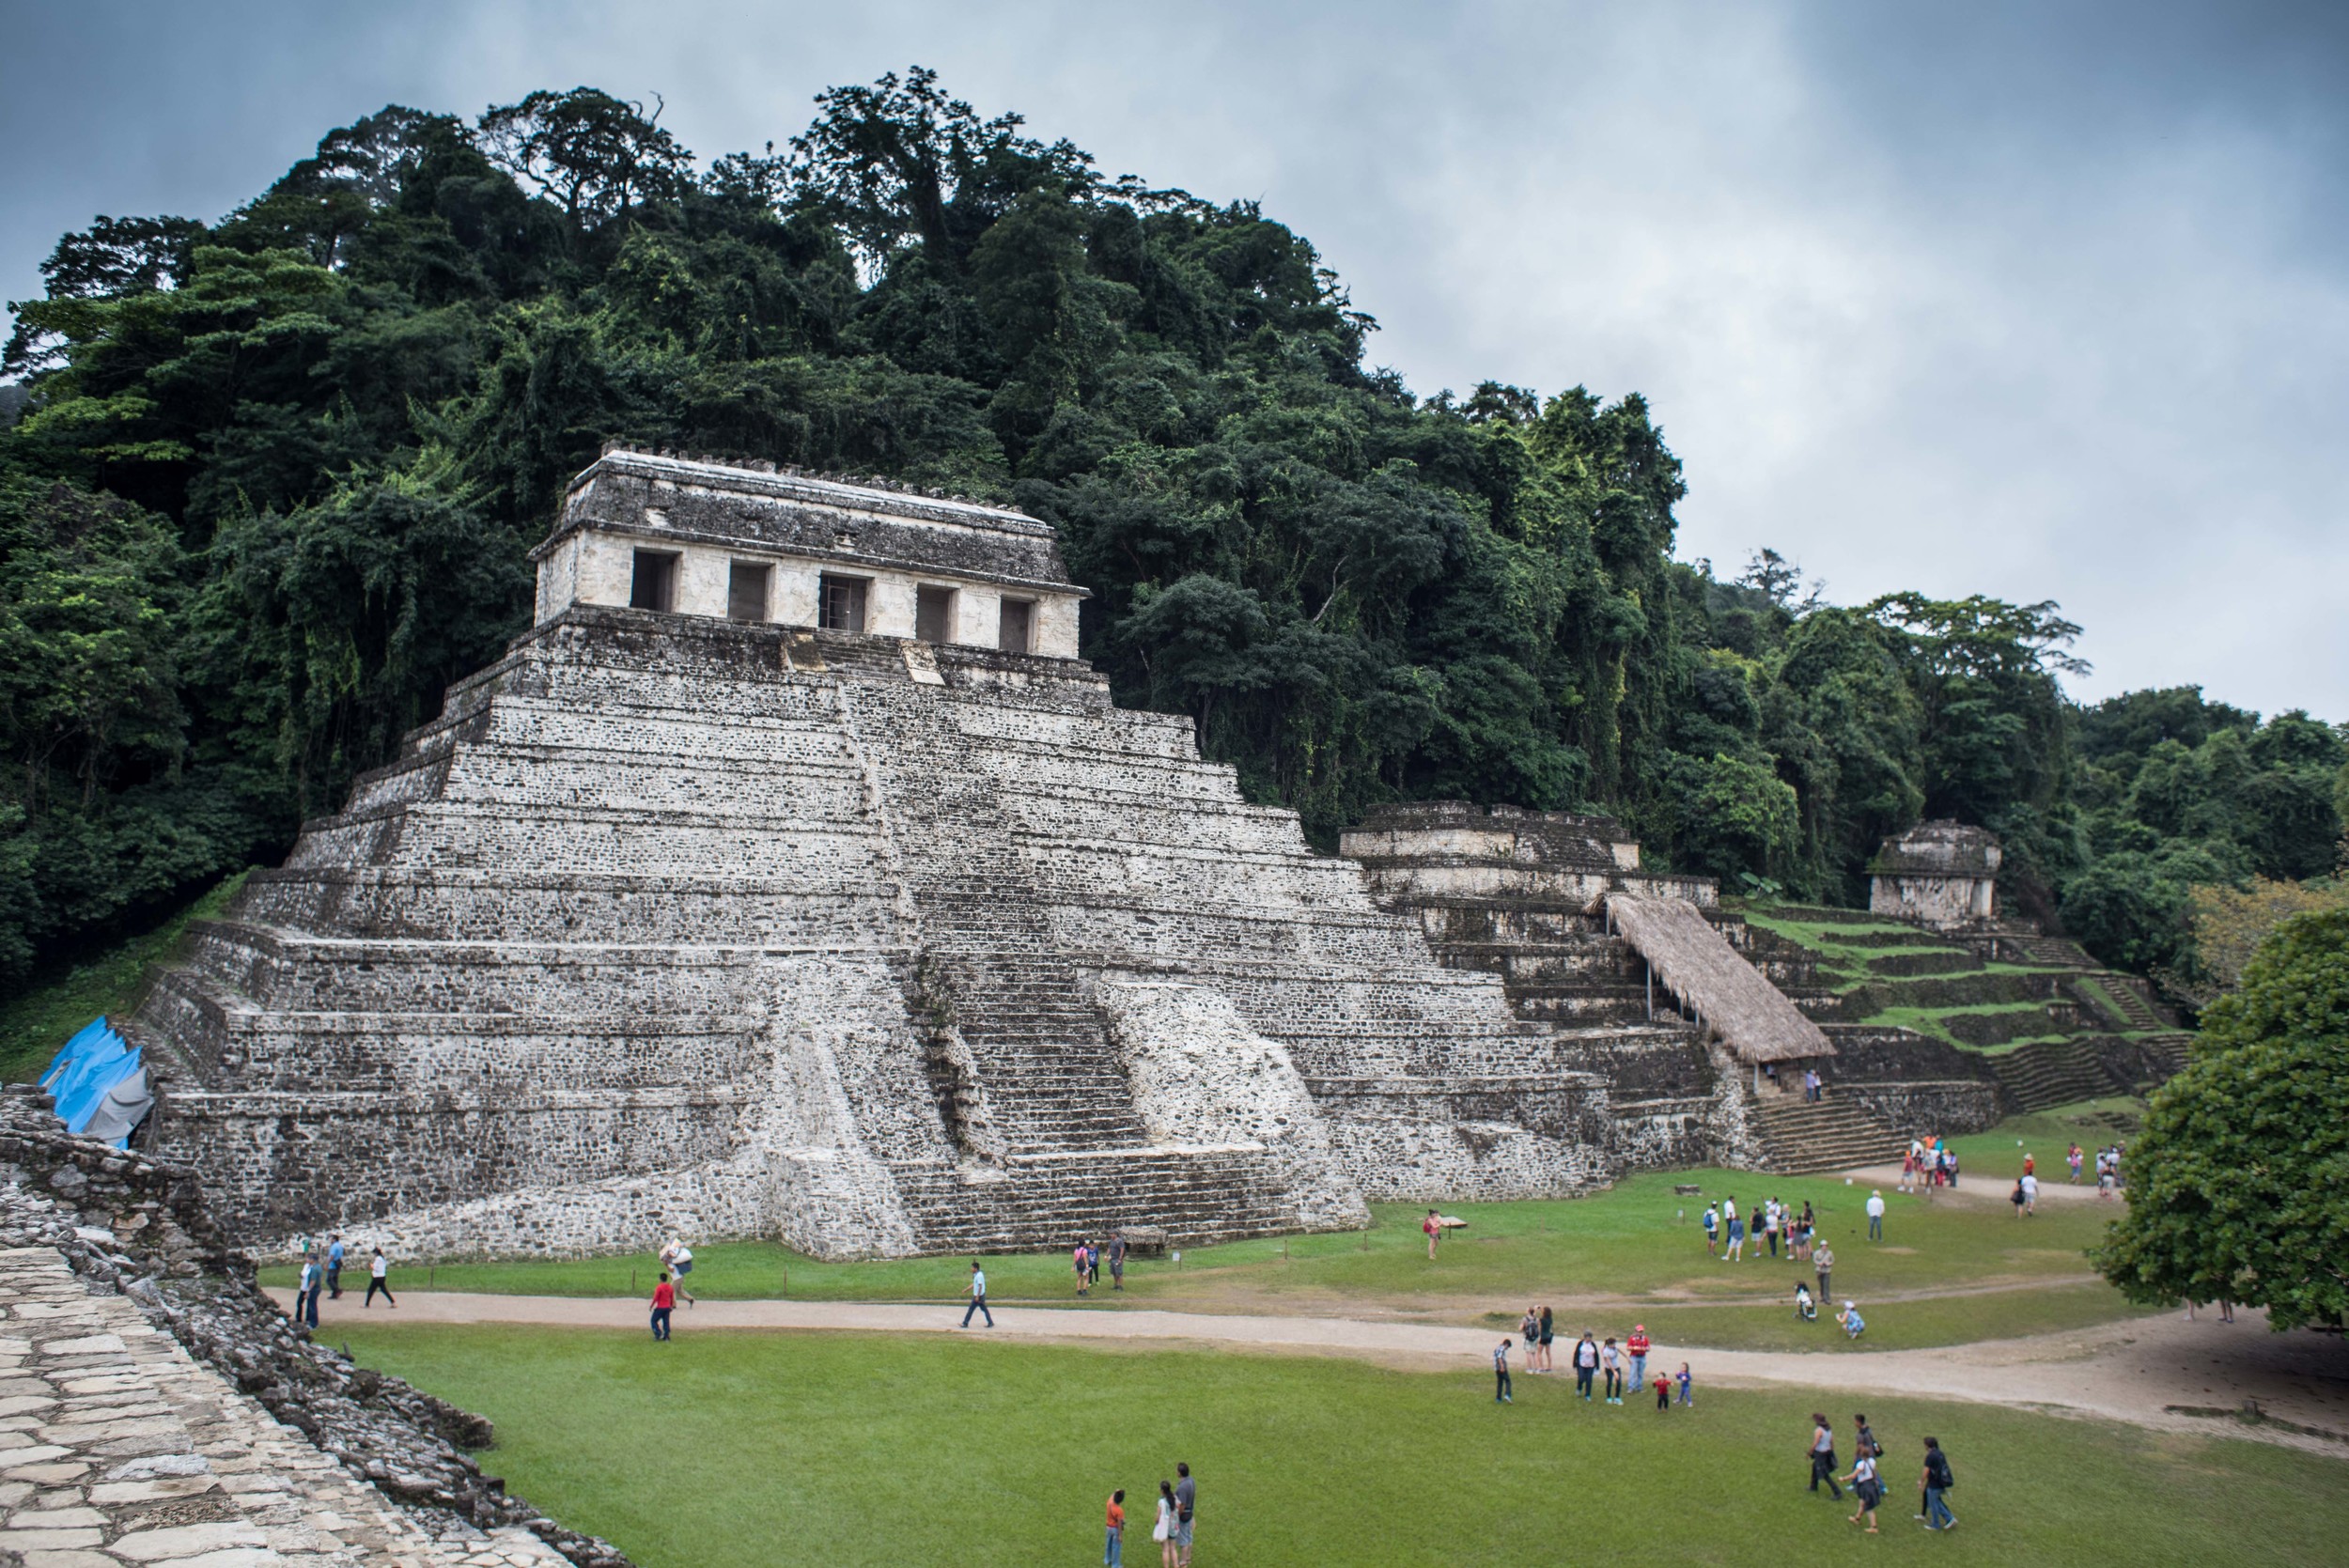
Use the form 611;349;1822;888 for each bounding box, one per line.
531;447;1088;657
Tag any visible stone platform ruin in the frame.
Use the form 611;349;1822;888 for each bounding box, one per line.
130;451;1802;1261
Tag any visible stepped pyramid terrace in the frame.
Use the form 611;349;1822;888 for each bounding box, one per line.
117;451;2186;1258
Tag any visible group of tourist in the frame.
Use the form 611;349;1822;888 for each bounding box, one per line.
1896;1137;1962;1192
1701;1193;1826;1262
289;1235;395;1327
1100;1462;1196;1568
1493;1318;1693;1410
1072;1234;1129;1295
1806;1412;1959;1533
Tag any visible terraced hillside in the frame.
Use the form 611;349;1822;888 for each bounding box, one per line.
1736;904;2192;1112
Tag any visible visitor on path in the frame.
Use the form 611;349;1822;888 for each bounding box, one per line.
297;1252;321;1329
1574;1332;1598;1400
1840;1301;1865;1340
1104;1489;1125;1568
1808;1414;1843;1498
1520;1307;1539;1360
1153;1481;1176;1567
2068;1142;2084;1183
364;1246;395;1308
1174;1461;1196;1567
1795;1282;1816;1321
1920;1437;1957;1530
1676;1362;1693;1405
1844;1450;1883;1532
1075;1242;1092;1296
1110;1233;1128;1291
1866;1188;1886;1241
1703;1203;1719;1256
326;1235;345;1298
1423;1208;1442;1260
2021;1172;2039;1215
1537;1304;1555;1371
650;1272;675;1341
2023;1152;2035;1178
1813;1241;1835;1305
659;1239;697;1307
962;1262;994;1327
2010;1179;2028;1218
1899;1147;1917;1194
1493;1336;1514;1403
1626;1323;1650;1391
1601;1337;1623;1404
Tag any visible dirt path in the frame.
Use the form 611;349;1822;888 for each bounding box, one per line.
1840;1164;2118;1206
282;1289;2349;1455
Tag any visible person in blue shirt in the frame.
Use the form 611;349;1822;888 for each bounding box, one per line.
297;1252;322;1328
326;1235;346;1299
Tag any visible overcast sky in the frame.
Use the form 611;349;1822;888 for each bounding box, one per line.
5;1;2342;717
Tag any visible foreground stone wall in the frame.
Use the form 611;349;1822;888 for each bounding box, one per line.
0;1091;628;1567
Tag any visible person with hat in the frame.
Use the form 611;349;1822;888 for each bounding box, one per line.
1626;1323;1651;1394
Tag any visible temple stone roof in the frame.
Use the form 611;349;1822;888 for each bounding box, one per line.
1868;819;2003;878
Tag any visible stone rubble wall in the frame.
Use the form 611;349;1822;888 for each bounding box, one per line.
0;1091;629;1567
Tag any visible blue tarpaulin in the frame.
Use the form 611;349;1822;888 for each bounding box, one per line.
39;1018;152;1147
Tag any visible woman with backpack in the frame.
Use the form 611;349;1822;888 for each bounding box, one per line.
1920;1436;1957;1530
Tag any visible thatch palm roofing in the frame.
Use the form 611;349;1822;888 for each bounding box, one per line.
1608;893;1833;1064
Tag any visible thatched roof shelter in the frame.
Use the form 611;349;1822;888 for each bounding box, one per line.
1609;893;1833;1064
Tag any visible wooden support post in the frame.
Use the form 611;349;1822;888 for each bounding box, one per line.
1645;958;1653;1021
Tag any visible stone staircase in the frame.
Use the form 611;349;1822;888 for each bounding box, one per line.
1745;1091;1910;1174
1988;1038;2117;1111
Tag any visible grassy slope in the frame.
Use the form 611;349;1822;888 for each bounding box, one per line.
0;870;251;1082
275;1163;2149;1351
339;1324;2348;1568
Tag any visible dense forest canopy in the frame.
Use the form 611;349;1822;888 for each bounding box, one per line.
3;71;2343;995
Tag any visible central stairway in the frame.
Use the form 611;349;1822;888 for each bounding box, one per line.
1745;1090;1910;1174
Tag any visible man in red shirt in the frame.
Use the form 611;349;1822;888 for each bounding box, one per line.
650;1272;676;1341
1626;1324;1652;1393
1103;1488;1126;1567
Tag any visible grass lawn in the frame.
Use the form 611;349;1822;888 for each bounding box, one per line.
1936;1098;2147;1179
275;1164;2144;1350
0;870;250;1082
337;1323;2347;1568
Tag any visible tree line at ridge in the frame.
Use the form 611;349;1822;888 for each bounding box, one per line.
3;70;2343;996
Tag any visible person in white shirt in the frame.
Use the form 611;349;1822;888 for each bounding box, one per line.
960;1261;993;1327
1866;1189;1887;1241
1843;1450;1883;1531
659;1239;698;1306
364;1246;395;1308
2020;1172;2039;1216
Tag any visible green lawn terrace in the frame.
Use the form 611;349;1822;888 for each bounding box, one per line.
335;1324;2349;1568
1733;900;2193;1112
267;1150;2154;1354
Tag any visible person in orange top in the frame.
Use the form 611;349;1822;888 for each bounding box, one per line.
1626;1324;1652;1393
650;1271;676;1342
1104;1488;1126;1568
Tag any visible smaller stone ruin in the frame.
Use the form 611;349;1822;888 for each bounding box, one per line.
1868;820;2002;930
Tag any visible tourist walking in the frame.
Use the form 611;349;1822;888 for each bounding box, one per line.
1626;1323;1650;1392
1153;1482;1177;1568
1813;1240;1835;1305
650;1272;675;1341
1493;1336;1515;1403
1423;1209;1442;1260
1866;1188;1886;1241
1920;1437;1957;1530
1600;1337;1623;1404
1110;1233;1128;1291
1174;1462;1196;1567
2021;1171;2039;1216
961;1261;994;1327
658;1239;697;1306
1807;1414;1843;1498
1844;1450;1883;1532
1573;1331;1598;1400
364;1246;395;1308
297;1251;322;1329
2011;1177;2028;1218
1854;1412;1879;1461
2068;1141;2084;1183
1104;1488;1126;1568
326;1234;345;1298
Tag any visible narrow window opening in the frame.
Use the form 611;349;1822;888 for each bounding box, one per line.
998;598;1034;655
727;561;772;622
630;550;679;613
819;574;868;633
915;585;955;644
